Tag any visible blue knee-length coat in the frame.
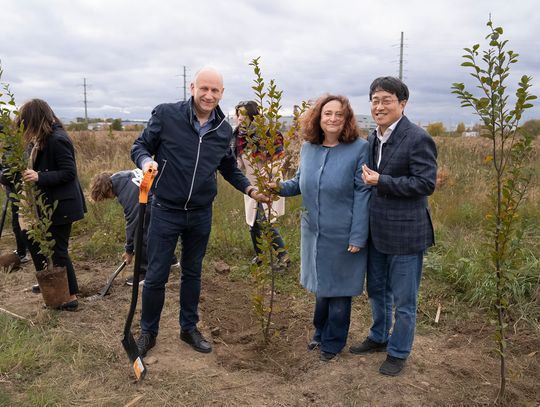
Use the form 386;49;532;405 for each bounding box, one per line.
280;138;370;297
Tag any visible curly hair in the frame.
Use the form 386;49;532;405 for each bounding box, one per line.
301;95;358;144
89;172;114;202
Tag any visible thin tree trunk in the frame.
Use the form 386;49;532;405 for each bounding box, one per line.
263;205;276;343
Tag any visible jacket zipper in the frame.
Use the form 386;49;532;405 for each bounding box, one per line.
184;136;203;210
154;159;167;188
184;116;227;210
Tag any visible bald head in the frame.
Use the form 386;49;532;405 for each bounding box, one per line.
190;66;225;120
192;66;224;88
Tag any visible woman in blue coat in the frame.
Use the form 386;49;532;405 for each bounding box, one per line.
277;95;370;361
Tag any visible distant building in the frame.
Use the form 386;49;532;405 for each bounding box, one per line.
356;114;376;131
121;119;148;127
225;112;375;133
463;131;479;137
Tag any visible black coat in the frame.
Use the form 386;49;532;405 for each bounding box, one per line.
33;125;86;225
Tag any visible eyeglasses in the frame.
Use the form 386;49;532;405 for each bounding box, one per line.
370;98;399;106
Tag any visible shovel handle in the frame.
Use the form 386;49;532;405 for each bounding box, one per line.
139;168;156;204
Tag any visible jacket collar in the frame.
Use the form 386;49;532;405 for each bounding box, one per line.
187;97;226;130
369;115;411;172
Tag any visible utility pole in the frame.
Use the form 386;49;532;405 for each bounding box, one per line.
181;66;188;101
399;31;404;80
82;77;89;123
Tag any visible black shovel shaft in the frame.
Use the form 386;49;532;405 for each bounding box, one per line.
123;202;147;337
97;261;127;297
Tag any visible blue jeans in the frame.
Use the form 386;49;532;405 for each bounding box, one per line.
140;203;212;336
366;241;424;359
313;296;352;354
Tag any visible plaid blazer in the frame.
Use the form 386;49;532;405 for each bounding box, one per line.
368;116;437;255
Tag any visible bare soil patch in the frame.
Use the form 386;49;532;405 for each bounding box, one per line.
0;238;538;406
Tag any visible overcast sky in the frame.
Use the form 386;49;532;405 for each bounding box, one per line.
2;0;539;129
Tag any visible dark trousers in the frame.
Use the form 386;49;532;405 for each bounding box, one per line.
250;203;286;260
138;202;177;276
313;296;352;354
141;204;212;336
25;223;79;295
5;185;27;256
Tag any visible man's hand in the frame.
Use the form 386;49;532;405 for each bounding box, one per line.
22;169;39;183
143;160;159;175
347;245;361;253
251;190;271;203
122;252;134;265
245;185;271;203
362;164;379;186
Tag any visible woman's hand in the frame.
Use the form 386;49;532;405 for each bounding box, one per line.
347;245;361;253
267;181;279;191
22;169;39;183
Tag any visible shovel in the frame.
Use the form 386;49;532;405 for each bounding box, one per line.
121;167;155;381
87;261;127;301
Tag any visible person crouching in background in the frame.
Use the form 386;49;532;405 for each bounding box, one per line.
90;169;179;286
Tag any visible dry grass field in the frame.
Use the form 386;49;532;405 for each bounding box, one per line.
0;131;538;406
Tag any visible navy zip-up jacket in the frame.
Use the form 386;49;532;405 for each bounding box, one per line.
111;169;141;254
131;99;251;210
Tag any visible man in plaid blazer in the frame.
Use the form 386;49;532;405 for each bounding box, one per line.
349;77;438;376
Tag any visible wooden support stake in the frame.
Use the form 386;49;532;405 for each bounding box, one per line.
123;395;144;407
434;303;442;324
0;307;35;326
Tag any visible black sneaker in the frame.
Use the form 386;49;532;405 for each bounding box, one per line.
307;340;321;351
319;351;337;362
31;284;40;294
15;251;31;264
349;337;388;354
180;328;212;353
136;332;156;357
379;355;406;376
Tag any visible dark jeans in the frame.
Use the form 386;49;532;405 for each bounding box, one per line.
137;202;177;277
141;204;212;336
313;296;352;354
366;241;424;359
24;223;79;295
250;203;286;260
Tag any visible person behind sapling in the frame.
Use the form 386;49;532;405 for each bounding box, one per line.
18;99;86;311
233;100;289;269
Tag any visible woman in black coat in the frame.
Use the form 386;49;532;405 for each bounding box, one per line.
16;99;86;311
